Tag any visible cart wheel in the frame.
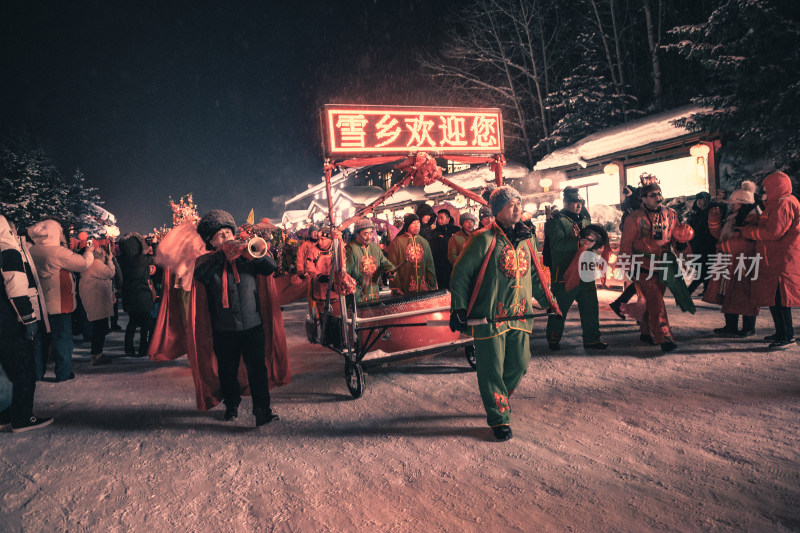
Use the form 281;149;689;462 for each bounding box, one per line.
465;345;477;370
345;362;365;398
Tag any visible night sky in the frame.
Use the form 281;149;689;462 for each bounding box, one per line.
1;0;450;233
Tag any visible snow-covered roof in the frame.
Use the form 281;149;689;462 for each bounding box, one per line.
338;186;384;206
283;170;353;207
383;187;428;208
281;209;309;224
424;162;531;195
533;105;709;171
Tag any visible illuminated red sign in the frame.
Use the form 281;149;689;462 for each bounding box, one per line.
321;105;504;157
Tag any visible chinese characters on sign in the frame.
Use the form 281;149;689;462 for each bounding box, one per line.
322;105;504;157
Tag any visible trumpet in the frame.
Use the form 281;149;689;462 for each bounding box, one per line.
222;236;270;260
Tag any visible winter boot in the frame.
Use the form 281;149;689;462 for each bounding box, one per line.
739;315;756;337
492;424;513;441
713;314;739;337
254;406;279;426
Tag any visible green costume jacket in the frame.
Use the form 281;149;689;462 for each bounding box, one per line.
447;230;471;265
546;212;590;283
345;241;394;302
387;233;437;294
450;222;550;339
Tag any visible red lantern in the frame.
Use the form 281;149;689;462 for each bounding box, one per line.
673;223;694;244
78;231;89;242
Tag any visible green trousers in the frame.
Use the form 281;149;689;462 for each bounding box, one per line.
473;328;530;427
546;281;601;345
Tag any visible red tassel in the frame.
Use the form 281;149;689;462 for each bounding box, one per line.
221;262;229;309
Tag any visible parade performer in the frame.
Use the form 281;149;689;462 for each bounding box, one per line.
295;223;320;312
620;175;695;353
345;219;394;303
388;213;436;295
703;181;761;337
544;187;607;350
148;213;291;422
295;223;319;279
306;225;335;302
739;171;800;349
449;186;552;441
448;212;477;266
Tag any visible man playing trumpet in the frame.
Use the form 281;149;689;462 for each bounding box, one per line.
193;209;280;426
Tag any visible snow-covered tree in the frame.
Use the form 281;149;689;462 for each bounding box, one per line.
0;139;109;234
0;139;69;231
535;33;641;153
667;0;800;173
419;0;566;167
64;168;103;234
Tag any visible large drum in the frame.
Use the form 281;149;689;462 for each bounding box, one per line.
355;290;459;354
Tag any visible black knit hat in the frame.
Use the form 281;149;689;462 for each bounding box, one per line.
400;213;420;234
478;206;492;220
197;209;237;251
415;203;435;222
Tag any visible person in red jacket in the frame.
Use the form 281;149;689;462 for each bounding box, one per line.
619;175;695;353
703;181;761;337
739;171;800;349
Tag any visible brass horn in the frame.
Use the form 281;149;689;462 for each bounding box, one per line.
245;236;268;259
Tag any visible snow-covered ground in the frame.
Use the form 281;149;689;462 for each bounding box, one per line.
2;290;799;532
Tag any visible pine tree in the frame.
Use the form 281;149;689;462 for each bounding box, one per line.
534;33;641;154
64;169;104;235
667;0;800;173
0;139;69;232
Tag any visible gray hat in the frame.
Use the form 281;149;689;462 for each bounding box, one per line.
459;212;478;225
478;206;492;220
197;210;237;251
353;218;375;233
489;185;522;216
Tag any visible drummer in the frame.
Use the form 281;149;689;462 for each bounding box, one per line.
449;185;552;442
345;219;395;303
387;213;437;295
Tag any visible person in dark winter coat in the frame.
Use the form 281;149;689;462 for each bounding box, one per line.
415;203;436;243
429;208;460;290
118;233;155;357
740;171;800;349
686;191;726;296
193;209;280;425
545;187;606;350
0;214;53;432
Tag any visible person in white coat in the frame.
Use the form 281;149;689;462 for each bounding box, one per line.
79;246;116;365
27;219;94;381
